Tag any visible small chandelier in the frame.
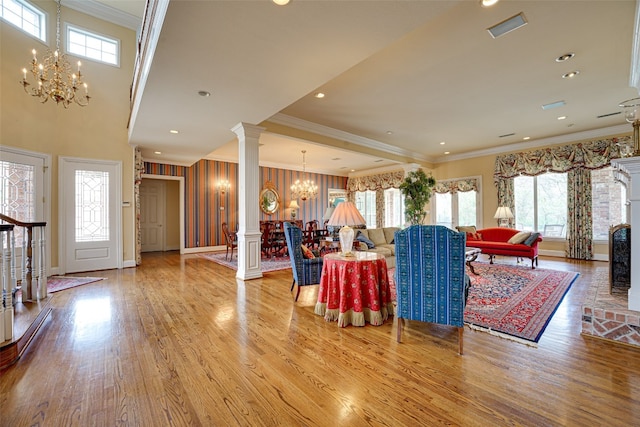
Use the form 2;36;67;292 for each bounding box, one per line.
20;0;90;108
290;150;318;201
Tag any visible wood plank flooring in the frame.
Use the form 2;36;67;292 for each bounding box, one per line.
1;252;639;426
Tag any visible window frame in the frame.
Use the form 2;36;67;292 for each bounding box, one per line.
65;23;120;67
0;0;47;42
514;172;568;239
433;176;482;230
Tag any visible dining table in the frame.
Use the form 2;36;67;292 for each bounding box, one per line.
315;252;394;327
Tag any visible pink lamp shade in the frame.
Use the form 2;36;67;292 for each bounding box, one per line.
327;201;366;256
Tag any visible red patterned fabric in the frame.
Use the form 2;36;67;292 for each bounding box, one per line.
315;252;394;327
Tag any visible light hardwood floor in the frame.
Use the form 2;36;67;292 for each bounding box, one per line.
1;252;639;426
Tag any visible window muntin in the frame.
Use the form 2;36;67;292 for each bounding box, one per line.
66;24;119;66
1;0;46;41
75;170;110;242
514;173;567;237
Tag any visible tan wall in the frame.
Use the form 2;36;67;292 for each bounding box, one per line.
1;4;137;267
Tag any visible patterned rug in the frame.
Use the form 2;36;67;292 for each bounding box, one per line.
47;276;105;293
197;252;292;272
463;263;578;345
388;263;578;345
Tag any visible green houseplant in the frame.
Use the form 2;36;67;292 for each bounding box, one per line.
399;169;436;225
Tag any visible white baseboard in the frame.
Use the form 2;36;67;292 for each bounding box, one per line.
123;260;137;268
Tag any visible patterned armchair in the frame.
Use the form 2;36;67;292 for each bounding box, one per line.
394;225;470;355
284;222;324;301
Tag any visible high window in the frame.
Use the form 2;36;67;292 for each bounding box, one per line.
1;0;46;41
66;24;119;66
514;173;567;237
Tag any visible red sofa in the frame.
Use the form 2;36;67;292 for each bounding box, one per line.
464;227;542;269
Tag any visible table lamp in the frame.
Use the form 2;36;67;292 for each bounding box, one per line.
494;206;513;227
327;201;366;256
288;200;300;219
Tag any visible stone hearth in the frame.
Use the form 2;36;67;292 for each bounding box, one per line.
582;269;640;347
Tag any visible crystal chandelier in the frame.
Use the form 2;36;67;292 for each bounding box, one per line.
290;150;318;201
20;0;90;108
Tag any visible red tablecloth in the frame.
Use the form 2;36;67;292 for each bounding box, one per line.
315;252;394;327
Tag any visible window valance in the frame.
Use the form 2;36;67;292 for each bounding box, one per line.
494;135;632;180
434;177;479;194
347;170;405;192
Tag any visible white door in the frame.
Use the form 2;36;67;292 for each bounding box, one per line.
140;179;165;252
60;157;121;273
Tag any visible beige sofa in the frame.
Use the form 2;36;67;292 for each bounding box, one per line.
355;227;399;268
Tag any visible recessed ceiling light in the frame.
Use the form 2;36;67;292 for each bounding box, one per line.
480;0;499;7
440;141;446;145
273;0;290;5
444;151;450;155
562;71;580;79
169;129;179;134
523;137;530;141
557;116;567;120
555;53;575;62
198;90;211;97
350;169;355;172
386;131;393;135
154;151;162;155
314;92;325;99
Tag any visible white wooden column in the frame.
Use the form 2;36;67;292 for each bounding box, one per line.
611;156;640;311
232;123;264;281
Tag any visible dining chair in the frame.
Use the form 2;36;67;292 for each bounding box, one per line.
221;222;237;261
394;225;470;355
283;222;323;301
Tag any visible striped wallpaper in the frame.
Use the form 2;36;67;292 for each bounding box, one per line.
145;160;346;248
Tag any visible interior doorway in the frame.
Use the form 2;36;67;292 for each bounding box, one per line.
140;176;183;253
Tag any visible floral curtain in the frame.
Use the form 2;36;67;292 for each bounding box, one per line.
347;170;405;192
493;135;629;259
567;168;593;259
495;178;515;228
134;147;144;265
433;177;479;194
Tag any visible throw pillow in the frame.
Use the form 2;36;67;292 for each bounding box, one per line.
355;231;375;249
457;225;477;234
508;231;531;244
524;232;541;246
301;244;315;259
467;232;483;241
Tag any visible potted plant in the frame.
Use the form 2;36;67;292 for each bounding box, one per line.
399;169;436;225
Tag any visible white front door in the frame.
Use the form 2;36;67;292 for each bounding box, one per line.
60;157;121;273
140;179;165;252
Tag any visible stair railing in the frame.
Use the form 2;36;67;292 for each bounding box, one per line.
0;214;47;302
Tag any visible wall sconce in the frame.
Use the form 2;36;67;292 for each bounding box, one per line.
217;179;231;194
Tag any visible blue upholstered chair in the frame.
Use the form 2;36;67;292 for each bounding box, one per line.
394;225;470;355
284;222;324;301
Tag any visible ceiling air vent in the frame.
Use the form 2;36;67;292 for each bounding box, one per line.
499;133;516;138
488;13;527;38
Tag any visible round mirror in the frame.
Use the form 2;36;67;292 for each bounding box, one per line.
260;182;280;215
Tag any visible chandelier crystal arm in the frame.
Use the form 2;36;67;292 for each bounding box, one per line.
290;150;318;201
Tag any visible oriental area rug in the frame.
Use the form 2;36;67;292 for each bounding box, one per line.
387;263;578;346
197;252;292;273
47;276;105;293
463;263;578;345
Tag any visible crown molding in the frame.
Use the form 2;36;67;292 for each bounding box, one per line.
63;0;141;31
435;124;632;163
269;113;436;164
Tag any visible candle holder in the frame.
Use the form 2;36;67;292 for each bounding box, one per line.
619;97;640;156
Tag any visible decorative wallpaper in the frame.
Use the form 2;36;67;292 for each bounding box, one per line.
144;160;347;248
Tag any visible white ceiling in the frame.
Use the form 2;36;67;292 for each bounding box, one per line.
83;0;640;176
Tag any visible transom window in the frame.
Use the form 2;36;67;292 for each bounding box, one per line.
1;0;46;41
66;24;119;66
